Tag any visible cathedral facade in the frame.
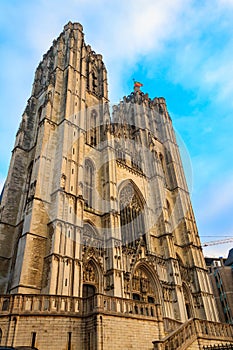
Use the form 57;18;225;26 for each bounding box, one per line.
0;22;232;350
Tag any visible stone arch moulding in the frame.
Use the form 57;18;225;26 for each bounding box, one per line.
130;261;163;307
82;221;104;251
84;157;96;171
117;179;146;208
118;179;147;247
83;221;99;238
82;257;103;295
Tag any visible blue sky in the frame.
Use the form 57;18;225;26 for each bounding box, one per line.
0;0;233;257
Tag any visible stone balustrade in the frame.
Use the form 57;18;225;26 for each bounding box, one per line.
1;294;232;349
153;318;233;350
0;293;160;320
163;317;182;334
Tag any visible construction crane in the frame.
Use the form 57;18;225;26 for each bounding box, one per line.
201;237;233;247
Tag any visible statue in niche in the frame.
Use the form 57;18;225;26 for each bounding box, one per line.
132;275;140;291
104;119;110;134
84;262;96;283
78;182;83;196
132;268;155;301
60;174;66;189
140;277;148;293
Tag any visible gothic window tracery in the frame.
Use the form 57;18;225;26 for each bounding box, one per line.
82;223;103;259
84;160;94;208
115;142;126;163
131;152;142;172
119;184;145;247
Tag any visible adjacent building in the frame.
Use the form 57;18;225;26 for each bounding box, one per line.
205;249;233;324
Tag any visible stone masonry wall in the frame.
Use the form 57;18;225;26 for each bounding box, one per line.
0;313;161;350
101;315;161;350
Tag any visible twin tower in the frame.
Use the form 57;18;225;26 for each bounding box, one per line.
0;22;229;350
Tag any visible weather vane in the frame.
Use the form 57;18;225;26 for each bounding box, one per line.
133;78;143;92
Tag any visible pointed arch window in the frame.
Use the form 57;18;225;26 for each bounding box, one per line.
84;160;94;208
90;110;97;146
119;184;145;247
87;109;98;147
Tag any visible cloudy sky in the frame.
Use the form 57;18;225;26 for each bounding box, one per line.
0;0;233;258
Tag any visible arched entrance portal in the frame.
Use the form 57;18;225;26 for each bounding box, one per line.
82;284;96;298
82;260;99;298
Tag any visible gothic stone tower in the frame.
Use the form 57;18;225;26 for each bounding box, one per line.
0;22;231;350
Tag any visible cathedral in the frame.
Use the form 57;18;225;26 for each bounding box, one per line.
0;22;232;350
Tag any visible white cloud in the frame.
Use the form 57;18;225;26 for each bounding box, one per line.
197;175;233;221
218;0;233;7
4;0;233;106
104;0;185;58
7;0;189;101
